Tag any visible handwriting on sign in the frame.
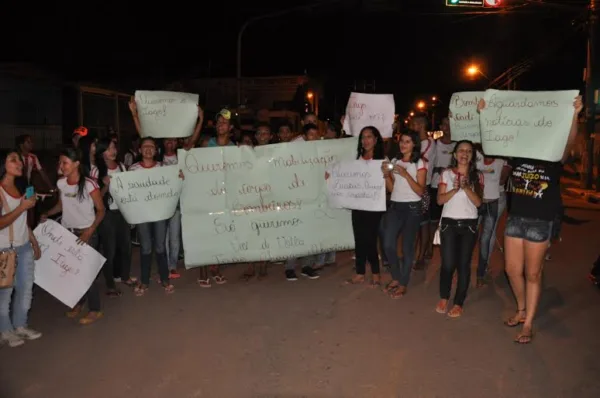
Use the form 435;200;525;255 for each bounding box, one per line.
482;129;518;147
231;198;303;216
250;218;303;237
38;222;83;278
136;94;194;120
288;173;306;190
451;94;480;108
347;101;367;119
214;217;236;235
184;152;254;174
272;154;336;169
276;236;305;249
486;94;559;110
210;180;227;196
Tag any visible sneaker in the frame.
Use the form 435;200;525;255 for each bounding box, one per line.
113;277;122;283
1;331;25;347
301;266;319;279
169;270;181;279
285;270;298;281
14;327;42;340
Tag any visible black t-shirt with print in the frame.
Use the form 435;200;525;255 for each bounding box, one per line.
508;158;562;221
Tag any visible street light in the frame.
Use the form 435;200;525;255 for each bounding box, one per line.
432;96;437;101
306;91;314;99
417;101;426;110
466;64;489;79
409;111;415;117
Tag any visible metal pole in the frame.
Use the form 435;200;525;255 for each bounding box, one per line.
585;0;597;189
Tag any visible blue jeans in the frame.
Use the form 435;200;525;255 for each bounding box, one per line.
477;200;499;278
137;220;169;285
382;201;422;286
165;209;181;271
285;256;314;271
0;243;35;332
316;251;336;266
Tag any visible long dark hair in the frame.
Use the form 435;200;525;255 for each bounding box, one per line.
94;137;116;206
59;147;88;201
399;129;422;163
356;126;385;160
78;135;96;176
449;140;483;198
0;150;25;196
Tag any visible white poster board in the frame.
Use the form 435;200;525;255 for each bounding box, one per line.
449;91;484;142
480;89;579;161
342;92;395;138
110;165;183;224
33;220;106;308
178;138;358;268
134;90;199;138
327;160;386;211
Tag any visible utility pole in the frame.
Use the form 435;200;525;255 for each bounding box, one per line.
585;0;598;189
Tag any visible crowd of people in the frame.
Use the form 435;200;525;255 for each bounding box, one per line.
0;93;593;350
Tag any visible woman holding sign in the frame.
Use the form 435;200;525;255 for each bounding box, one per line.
381;130;427;298
41;147;106;325
0;150;42;347
478;96;583;344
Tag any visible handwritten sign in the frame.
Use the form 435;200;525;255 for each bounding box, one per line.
109;165;182;224
134;90;199;138
327;160;386;211
342;92;395;138
480;89;579;161
449;91;484;142
178;138;359;268
33;220;106;308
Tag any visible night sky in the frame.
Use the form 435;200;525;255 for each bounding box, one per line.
4;0;590;116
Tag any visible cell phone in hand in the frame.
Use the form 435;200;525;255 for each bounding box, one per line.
25;186;35;199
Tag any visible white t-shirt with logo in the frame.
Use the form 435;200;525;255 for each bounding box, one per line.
89;163;127;210
128;161;162;171
420;138;436;186
438;169;484;220
0;188;29;248
57;177;99;229
431;141;456;188
162;154;178;166
390;158;427;203
477;158;507;200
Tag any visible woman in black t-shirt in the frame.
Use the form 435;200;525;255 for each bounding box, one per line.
479;96;582;344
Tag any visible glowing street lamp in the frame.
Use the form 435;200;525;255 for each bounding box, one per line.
466;64;489;79
306;91;314;99
417;101;426;110
432;96;437;101
409;111;415;117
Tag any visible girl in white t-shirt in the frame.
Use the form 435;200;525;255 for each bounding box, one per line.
129;137;175;296
92;138;135;295
41;147;106;325
381;130;427;298
435;140;483;318
0;151;42;348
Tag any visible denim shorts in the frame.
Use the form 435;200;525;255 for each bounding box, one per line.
505;216;553;243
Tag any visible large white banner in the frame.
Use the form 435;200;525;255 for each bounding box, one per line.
342;92;395;138
178;138;359;268
33;220;106;308
449;91;484;142
327;160;386;211
480;89;579;161
110;165;182;224
135;90;199;138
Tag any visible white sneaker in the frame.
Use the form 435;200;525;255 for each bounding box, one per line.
1;331;25;347
14;327;42;340
114;277;122;283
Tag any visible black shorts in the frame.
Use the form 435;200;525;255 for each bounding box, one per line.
429;186;442;222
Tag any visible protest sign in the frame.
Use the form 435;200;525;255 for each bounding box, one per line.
134;90;199;138
327;160;386;211
178;138;359;267
110;165;182;224
449;91;484;142
480;89;579;161
33;220;106;308
342;93;395;138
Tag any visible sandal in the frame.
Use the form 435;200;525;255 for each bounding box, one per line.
514;329;534;344
66;305;83;318
79;311;103;325
162;283;175;294
197;278;211;288
134;284;149;297
106;289;122;298
504;309;526;327
344;275;365;285
435;299;449;314
389;286;407;299
122;278;137;288
370;280;382;288
212;275;227;285
447;305;463;318
384;281;400;293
